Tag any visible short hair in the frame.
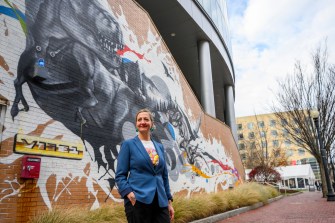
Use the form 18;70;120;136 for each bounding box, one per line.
135;108;154;123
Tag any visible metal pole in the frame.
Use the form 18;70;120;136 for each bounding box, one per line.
313;117;335;201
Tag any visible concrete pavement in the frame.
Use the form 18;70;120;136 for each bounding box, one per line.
219;191;335;223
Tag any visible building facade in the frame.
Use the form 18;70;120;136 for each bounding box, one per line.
236;113;320;180
0;0;242;222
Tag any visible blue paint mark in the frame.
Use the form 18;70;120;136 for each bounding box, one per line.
122;58;132;63
0;6;26;21
167;123;176;140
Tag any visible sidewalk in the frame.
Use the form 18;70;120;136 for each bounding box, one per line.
219;191;335;223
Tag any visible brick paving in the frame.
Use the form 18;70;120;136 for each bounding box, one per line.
219;191;335;223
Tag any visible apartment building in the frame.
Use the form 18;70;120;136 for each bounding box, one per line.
236;113;320;179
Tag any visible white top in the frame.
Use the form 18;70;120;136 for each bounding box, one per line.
141;140;159;166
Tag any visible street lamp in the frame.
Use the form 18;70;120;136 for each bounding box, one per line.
311;110;335;201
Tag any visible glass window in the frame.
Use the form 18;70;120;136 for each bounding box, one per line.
298;148;305;156
286;149;294;156
296;138;303;144
260;131;266;137
238;133;244;140
285;140;291;147
285;180;289;187
237;123;243;130
272;140;279;147
273;149;280;157
305;179;309;186
289;178;296;188
248;132;255;139
258;121;265;128
297;178;305;188
282;129;289;137
250;142;256;149
261;141;267;148
270;120;276;127
247;122;254;130
238;143;245;150
271;130;278;136
294;128;301;134
281;119;288;126
299;158;307;164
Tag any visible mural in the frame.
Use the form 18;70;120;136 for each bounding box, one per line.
0;0;242;221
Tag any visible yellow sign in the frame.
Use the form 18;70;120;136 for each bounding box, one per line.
14;134;84;159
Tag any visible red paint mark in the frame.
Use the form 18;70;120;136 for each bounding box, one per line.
211;159;232;171
117;45;151;63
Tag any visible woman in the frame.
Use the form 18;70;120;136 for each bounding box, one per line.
115;108;174;223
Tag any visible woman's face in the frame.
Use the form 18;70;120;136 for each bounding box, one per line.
136;112;152;133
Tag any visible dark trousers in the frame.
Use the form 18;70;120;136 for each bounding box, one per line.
124;193;170;223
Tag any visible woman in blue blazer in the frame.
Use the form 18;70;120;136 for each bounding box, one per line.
115;108;174;223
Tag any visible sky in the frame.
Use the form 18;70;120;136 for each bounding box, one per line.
226;0;335;117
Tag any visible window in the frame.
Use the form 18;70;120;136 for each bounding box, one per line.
281;119;288;126
285;140;291;147
238;143;245;150
270;120;276;127
271;130;278;136
286;149;294;156
237;123;243;130
272;140;279;147
258;121;265;128
294;128;301;134
250;142;256;149
273;149;280;157
296;138;303;144
298;148;305;156
261;141;267;148
241;153;246;160
248;132;255;139
289;178;296;188
297;178;305;188
238;133;244;140
247;122;254;130
282;129;288;137
260;131;266;137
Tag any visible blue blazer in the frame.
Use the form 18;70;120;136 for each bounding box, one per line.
115;136;173;207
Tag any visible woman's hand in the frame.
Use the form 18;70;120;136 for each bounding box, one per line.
168;200;174;220
127;192;136;206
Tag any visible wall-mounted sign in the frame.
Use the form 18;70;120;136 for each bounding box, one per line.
14;134;84;159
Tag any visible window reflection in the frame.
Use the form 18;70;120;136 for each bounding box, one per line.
196;0;232;53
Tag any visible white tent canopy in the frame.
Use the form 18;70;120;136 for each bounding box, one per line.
275;164;315;180
275;164;315;189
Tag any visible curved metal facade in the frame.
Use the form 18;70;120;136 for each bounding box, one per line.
196;0;232;54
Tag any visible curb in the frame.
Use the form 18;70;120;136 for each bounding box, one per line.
189;195;284;223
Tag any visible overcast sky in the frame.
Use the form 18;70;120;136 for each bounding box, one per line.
226;0;335;117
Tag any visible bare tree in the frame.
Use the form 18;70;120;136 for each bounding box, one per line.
240;115;289;171
271;42;335;197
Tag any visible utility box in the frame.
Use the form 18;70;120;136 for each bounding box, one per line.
21;156;41;179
